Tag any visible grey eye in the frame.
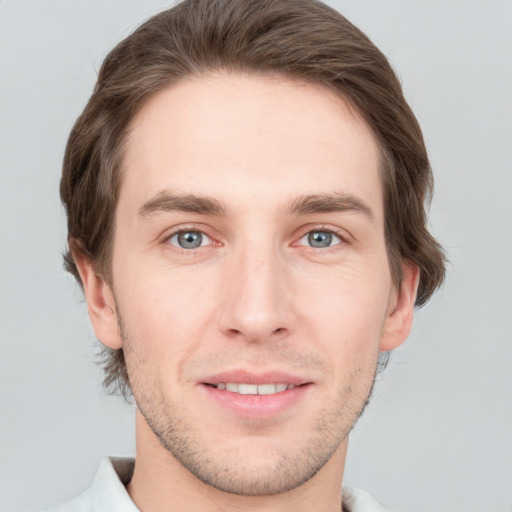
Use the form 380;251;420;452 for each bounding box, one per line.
168;231;210;249
300;230;342;248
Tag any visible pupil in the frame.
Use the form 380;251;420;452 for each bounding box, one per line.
178;231;202;249
309;231;331;248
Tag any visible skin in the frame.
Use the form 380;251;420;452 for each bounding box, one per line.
76;72;419;512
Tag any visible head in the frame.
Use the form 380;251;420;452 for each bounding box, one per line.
61;0;445;496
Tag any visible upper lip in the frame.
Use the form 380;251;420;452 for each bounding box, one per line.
201;370;311;386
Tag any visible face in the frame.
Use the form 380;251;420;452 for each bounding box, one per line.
81;72;417;496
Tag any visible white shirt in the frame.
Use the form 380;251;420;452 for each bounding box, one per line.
46;457;389;511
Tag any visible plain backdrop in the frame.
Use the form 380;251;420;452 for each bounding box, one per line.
1;1;511;511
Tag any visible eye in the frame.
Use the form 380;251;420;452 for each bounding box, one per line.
167;230;212;250
299;230;342;248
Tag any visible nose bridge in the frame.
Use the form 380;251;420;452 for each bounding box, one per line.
220;237;291;341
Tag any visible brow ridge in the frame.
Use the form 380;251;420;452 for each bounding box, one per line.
139;191;227;217
139;191;373;221
287;193;374;220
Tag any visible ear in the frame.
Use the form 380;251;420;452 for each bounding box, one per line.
74;251;123;350
380;263;420;352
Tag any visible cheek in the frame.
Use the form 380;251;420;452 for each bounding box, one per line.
295;262;390;372
114;263;220;361
298;261;391;333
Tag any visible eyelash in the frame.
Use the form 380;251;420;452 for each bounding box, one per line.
162;227;218;254
161;225;348;254
297;229;343;249
293;225;348;252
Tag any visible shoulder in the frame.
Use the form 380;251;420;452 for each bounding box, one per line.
44;457;138;512
44;488;95;512
343;486;395;512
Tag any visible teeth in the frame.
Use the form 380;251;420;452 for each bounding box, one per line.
238;384;258;395
258;383;278;395
214;383;296;395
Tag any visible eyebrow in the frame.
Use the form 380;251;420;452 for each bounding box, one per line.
287;193;374;221
138;191;374;221
138;191;227;217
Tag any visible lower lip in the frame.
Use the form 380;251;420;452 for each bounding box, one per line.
200;384;311;419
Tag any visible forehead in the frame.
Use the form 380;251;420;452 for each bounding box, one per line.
121;72;382;218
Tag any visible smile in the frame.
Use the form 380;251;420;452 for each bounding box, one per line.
211;383;296;395
201;377;312;418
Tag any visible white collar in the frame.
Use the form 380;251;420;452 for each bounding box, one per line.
49;457;388;511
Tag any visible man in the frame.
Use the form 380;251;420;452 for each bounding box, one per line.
52;0;445;510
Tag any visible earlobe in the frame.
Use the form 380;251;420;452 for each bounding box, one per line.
379;263;420;352
73;250;123;350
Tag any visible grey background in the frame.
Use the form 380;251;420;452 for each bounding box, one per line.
1;1;511;510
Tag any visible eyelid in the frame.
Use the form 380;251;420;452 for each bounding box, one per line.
167;230;212;248
161;225;221;250
298;230;342;247
293;224;350;246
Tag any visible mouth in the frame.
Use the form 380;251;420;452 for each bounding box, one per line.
206;382;297;395
200;372;312;418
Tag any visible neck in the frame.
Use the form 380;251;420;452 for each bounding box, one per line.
127;409;348;512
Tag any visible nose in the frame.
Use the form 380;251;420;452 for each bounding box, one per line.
218;242;294;344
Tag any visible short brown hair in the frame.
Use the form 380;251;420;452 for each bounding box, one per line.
61;0;445;397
